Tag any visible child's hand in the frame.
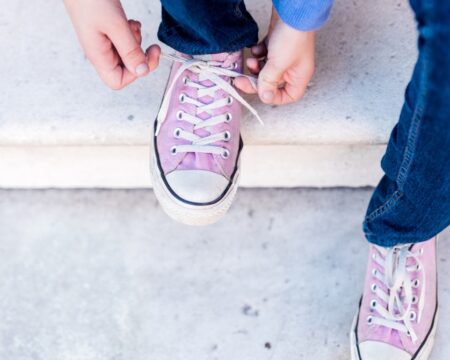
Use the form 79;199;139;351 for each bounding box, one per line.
235;8;315;105
64;0;160;90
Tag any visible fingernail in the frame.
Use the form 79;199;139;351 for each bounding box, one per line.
135;63;149;76
262;91;274;102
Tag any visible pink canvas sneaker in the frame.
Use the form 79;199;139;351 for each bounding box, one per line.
351;237;438;360
150;51;260;225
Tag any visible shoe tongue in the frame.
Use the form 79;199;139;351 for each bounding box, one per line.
192;53;229;62
193;51;242;68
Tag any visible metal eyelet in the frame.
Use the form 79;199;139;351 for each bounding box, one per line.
183;76;189;85
371;283;377;292
173;128;182;138
412;279;420;288
223;131;231;141
225;113;232;122
179;94;186;103
412;295;418;304
221;149;230;159
410;311;417;321
370;299;377;309
227;97;233;105
176;111;183;120
367;316;374;325
170;146;177;155
372;269;378;276
232;62;238;70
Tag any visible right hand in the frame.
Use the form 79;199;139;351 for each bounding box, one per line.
234;7;315;105
64;0;160;90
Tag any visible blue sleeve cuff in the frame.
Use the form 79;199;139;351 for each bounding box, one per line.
272;0;334;31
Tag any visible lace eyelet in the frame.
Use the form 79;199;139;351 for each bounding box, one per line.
223;131;231;141
221;149;230;159
183;76;189;85
232;62;238;70
406;331;411;337
412;295;418;304
225;113;232;122
367;316;374;325
370;299;377;309
416;264;421;271
176;111;183;120
179;94;186;103
170;146;177;155
371;283;377;292
418;248;424;255
173;128;182;138
227;97;233;105
409;311;417;321
412;279;420;288
372;268;378;276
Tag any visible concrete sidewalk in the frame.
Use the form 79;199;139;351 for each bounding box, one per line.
0;189;448;360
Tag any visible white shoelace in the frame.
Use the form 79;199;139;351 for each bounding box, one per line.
156;53;263;157
368;245;425;343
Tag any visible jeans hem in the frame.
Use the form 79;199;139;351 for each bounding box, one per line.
364;229;439;247
158;29;258;55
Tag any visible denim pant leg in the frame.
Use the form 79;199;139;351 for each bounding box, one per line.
363;0;450;247
157;0;259;55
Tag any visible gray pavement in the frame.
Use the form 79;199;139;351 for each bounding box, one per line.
0;189;448;360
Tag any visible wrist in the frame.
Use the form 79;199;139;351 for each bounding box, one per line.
272;0;333;32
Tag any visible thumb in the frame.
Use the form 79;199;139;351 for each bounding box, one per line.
257;61;285;104
108;20;149;77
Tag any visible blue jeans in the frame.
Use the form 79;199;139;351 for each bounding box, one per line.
157;0;450;247
158;0;258;54
364;0;450;247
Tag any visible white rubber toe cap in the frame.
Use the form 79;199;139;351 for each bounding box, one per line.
165;170;230;203
359;341;411;360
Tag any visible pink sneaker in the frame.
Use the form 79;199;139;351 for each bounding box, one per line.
150;51;260;225
351;237;438;360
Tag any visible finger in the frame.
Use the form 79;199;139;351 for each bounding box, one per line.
128;19;141;30
257;60;285;104
128;19;142;45
274;67;313;105
234;76;257;94
246;57;264;75
108;19;149;77
251;42;267;58
87;32;137;90
145;44;161;71
100;66;136;90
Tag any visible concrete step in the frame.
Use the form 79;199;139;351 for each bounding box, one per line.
0;0;417;188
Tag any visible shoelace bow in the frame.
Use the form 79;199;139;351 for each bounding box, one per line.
156;53;263;157
369;245;426;343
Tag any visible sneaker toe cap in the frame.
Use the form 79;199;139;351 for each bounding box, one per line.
359;341;411;360
165;170;230;203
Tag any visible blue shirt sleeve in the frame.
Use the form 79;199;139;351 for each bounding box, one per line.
272;0;334;31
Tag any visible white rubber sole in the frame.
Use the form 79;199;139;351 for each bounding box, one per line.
350;309;438;360
150;144;240;226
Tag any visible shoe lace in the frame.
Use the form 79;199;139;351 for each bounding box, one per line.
368;245;425;343
155;53;263;158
